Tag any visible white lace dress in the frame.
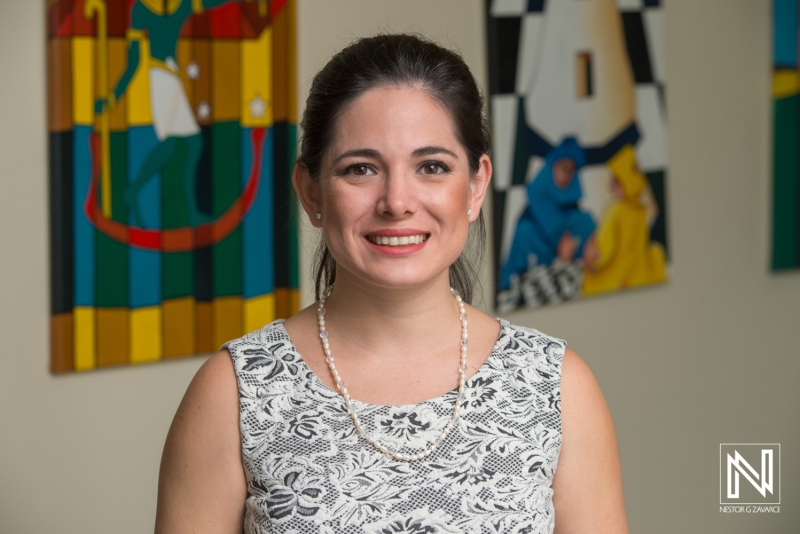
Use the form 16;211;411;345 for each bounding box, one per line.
222;318;565;534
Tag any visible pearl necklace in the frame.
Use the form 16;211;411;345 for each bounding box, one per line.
317;285;468;462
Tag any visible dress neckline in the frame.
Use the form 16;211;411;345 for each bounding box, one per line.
273;318;509;410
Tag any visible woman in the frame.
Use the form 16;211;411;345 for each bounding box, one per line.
155;34;628;533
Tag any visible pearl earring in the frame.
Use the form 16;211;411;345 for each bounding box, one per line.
315;213;321;220
467;209;473;217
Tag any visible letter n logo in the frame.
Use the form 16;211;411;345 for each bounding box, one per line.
720;444;781;505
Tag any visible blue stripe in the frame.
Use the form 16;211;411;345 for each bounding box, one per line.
775;0;798;67
73;126;95;306
242;127;275;298
127;126;162;308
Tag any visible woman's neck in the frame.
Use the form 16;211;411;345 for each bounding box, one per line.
321;270;463;361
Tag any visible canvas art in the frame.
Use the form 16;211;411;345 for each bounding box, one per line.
487;0;668;312
773;0;800;270
48;0;298;373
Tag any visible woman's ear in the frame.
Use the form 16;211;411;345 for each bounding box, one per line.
292;163;322;228
468;154;492;222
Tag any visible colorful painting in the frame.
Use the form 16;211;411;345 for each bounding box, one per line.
48;0;299;373
773;0;800;270
487;0;668;312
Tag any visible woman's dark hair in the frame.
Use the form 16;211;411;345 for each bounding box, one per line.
297;33;491;304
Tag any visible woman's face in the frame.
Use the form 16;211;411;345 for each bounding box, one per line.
296;85;491;292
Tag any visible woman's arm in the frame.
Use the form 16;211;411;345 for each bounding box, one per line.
552;348;629;534
154;351;247;534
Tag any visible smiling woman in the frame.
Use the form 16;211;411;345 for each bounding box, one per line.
154;33;629;534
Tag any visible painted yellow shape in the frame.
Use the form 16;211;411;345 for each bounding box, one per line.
177;39;194;105
97;307;129;367
244;294;275;333
196;301;214;354
241;26;273;128
72;37;95;126
213;296;243;349
289;289;300;315
163;297;196;358
127;38;153;126
212;40;241;121
774;69;800;99
74;306;97;371
130;306;163;363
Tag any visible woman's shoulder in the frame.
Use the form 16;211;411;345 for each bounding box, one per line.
483;319;569;384
496;319;567;359
220;320;310;381
222;319;292;356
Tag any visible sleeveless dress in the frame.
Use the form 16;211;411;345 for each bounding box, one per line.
222;318;565;534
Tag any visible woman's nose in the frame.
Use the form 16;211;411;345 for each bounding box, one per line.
377;170;418;218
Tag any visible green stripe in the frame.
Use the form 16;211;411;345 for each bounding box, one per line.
96;131;128;307
773;95;800;270
162;138;194;299
212;121;242;297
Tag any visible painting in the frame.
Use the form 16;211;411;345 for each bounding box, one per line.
773;0;800;270
486;0;668;312
48;0;299;372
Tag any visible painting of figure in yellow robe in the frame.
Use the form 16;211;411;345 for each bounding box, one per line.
582;146;666;295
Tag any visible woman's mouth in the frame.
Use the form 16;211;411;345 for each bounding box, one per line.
366;234;429;246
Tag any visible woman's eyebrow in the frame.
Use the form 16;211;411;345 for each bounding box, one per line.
412;146;459;159
332;146;459;164
332;148;381;164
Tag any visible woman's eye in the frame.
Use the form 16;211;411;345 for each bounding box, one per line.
421;162;448;175
347;164;373;176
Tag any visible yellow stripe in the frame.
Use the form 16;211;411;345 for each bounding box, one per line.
72;37;95;126
213;296;243;349
126;28;146;41
130;306;162;363
74;307;97;371
244;294;275;333
127;39;153;126
774;69;800;99
241;26;273;127
163;297;196;358
289;289;300;315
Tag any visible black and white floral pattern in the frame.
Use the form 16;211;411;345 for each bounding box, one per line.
223;319;565;534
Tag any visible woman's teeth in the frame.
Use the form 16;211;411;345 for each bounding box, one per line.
367;234;428;246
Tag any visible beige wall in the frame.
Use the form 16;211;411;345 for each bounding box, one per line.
0;0;796;532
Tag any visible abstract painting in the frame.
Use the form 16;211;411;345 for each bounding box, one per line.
487;0;668;312
48;0;299;372
773;0;800;270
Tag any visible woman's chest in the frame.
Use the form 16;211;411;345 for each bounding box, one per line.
239;373;561;533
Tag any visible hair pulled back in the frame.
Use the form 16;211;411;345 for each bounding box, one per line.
298;33;491;304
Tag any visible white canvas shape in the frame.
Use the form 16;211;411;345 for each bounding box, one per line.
644;9;665;83
491;94;519;191
491;0;527;16
516;14;546;95
616;0;643;10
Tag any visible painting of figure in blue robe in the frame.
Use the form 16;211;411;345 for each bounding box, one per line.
487;0;669;311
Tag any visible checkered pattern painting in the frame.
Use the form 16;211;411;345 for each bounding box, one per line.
487;0;668;312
